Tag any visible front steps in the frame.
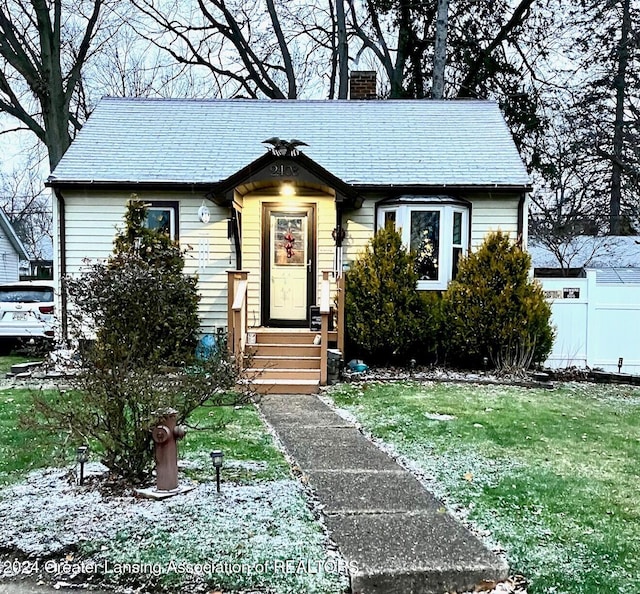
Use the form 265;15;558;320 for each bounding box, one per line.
244;328;335;394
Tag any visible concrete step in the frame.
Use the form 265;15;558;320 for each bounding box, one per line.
9;361;42;375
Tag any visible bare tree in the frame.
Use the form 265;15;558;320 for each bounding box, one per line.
609;0;633;234
431;0;448;99
0;143;51;259
130;0;308;98
0;0;110;170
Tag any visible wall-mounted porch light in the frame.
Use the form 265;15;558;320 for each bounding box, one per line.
280;183;296;197
210;450;224;493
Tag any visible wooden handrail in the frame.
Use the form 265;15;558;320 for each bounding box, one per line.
337;273;346;355
320;271;331;385
232;280;247;311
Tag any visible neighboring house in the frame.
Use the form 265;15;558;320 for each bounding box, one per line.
0;210;29;283
47;73;530;390
530;235;640;280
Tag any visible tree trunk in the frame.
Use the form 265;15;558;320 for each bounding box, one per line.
609;0;631;235
432;0;448;99
336;0;349;99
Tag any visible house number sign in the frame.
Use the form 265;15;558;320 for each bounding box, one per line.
270;164;299;177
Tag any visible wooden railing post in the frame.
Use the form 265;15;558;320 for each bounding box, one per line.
320;271;331;386
337;273;346;356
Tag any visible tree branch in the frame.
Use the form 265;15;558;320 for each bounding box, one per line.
265;0;296;97
457;0;536;98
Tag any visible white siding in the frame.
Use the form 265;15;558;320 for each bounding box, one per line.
58;189;524;332
0;232;21;283
61;190;233;332
470;194;520;248
343;200;376;266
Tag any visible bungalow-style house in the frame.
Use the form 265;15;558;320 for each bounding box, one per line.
47;73;530;392
0;210;30;283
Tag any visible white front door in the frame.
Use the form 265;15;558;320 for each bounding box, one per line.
263;205;315;326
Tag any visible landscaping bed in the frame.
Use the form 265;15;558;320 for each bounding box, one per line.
325;381;640;594
0;387;349;594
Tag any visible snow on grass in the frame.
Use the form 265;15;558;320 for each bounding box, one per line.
324;382;640;594
0;464;349;594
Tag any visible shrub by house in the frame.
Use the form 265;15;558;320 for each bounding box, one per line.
441;231;554;371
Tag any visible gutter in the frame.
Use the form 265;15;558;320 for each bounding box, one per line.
517;192;526;246
45;180;215;193
352;183;533;194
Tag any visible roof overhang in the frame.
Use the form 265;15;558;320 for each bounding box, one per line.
45;179;214;192
352;183;532;194
208;151;363;209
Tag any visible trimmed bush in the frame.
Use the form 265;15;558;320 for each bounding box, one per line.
66;198;200;367
441;231;554;371
345;225;439;364
29;198;245;483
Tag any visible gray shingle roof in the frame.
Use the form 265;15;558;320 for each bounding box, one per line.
530;237;640;269
595;268;640;283
49;97;530;188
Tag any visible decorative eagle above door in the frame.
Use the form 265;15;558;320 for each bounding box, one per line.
262;137;309;156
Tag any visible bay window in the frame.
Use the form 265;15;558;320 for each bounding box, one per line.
377;197;469;290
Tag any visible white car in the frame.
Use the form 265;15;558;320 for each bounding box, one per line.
0;281;56;352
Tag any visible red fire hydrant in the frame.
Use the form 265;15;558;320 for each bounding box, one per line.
150;408;186;492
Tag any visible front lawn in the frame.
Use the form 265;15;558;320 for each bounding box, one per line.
0;388;62;484
328;381;640;594
0;353;33;376
0;387;349;593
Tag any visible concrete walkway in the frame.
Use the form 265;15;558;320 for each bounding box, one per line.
259;394;508;594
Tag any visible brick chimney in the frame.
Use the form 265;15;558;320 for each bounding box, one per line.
349;71;377;100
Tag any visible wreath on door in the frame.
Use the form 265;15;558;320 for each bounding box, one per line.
284;230;295;258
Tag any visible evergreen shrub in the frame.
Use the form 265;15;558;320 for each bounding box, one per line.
441;231;554;371
345;225;440;364
28;198;244;483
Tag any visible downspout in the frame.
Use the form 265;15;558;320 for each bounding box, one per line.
229;207;242;269
517;192;526;248
54;188;68;341
334;203;345;275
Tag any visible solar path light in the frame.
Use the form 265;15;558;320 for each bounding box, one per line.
210;450;224;493
76;445;89;486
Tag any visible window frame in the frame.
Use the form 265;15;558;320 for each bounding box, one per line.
377;197;469;291
145;201;180;240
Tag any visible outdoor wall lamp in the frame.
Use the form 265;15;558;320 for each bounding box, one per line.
76;445;89;486
210;450;224;493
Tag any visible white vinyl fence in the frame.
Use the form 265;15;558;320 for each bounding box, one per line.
539;270;640;373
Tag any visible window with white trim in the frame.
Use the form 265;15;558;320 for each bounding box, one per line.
377;198;469;290
144;201;179;240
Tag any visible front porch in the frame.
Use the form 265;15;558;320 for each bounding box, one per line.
228;270;345;394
